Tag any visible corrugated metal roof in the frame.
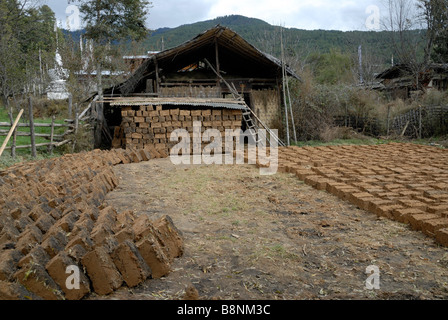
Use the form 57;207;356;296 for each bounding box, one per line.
109;98;247;110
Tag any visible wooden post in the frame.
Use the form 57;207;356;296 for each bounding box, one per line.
48;115;55;155
68;94;73;118
8;108;17;158
154;57;160;94
28;97;37;158
215;38;221;96
386;105;391;136
0;109;24;158
418;105;422;139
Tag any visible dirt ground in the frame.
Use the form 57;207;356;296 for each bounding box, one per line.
97;157;448;300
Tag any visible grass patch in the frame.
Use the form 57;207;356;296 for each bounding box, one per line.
0;107;68;168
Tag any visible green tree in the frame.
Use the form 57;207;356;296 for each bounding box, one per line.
0;0;58;107
69;0;151;100
417;0;448;63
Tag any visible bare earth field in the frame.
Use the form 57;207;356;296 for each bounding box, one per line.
100;143;448;300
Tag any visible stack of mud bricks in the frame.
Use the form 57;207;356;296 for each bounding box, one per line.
120;105;243;155
258;143;448;247
0;149;184;300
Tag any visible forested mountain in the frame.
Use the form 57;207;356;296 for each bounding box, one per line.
142;15;424;67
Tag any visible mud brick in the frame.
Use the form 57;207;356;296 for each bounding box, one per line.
0;250;23;281
396;199;428;211
81;246;123;296
131;133;143;139
138;149;151;161
134;117;145;123
46;252;91;300
15;225;43;255
110;240;151;288
392;208;426;223
90;223;114;247
66;229;94;252
0;280;41;300
303;175;322;188
28;204;45;222
14;263;64;300
149;110;159;117
408;213;441;231
190;110;201;117
160;110;170;117
212;110;222;116
336;187;361;202
421;218;448;236
72;213;95;236
66;244;87;263
367;199;394;213
374;204;403;219
325;182;348;196
427;204;448;214
136;235;171;279
14;216;33;233
132;215;156;242
424;190;448;200
349;193;375;211
435;228;448;247
10;208;22;220
41;231;67;259
151;122;162;129
46;213;76;237
152;215;184;261
34;214;56;235
17;246;50;268
115;211;135;231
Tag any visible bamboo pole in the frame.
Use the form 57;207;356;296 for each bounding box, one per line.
0;109;24;158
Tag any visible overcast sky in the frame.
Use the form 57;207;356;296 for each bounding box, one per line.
43;0;395;32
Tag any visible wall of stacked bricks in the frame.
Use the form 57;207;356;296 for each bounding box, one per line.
118;105;243;154
261;143;448;247
251;89;281;129
0;148;184;300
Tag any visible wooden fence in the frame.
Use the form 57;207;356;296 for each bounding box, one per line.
0;98;75;158
391;105;448;138
333;105;448;138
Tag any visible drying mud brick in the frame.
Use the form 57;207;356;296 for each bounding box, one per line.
111;240;151;288
136;236;172;279
0;250;23;281
14;263;64;300
0;280;41;300
273;143;448;247
152;215;184;261
81;246;123;296
0;148;184;299
46;252;90;300
435;228;448;247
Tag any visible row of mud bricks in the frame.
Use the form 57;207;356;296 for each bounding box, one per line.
260;143;448;247
0;146;181;300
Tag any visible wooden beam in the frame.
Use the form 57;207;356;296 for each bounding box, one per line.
154;57;160;93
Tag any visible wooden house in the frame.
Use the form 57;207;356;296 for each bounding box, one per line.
92;25;299;152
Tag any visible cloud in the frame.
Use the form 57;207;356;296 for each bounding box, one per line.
42;0;387;31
